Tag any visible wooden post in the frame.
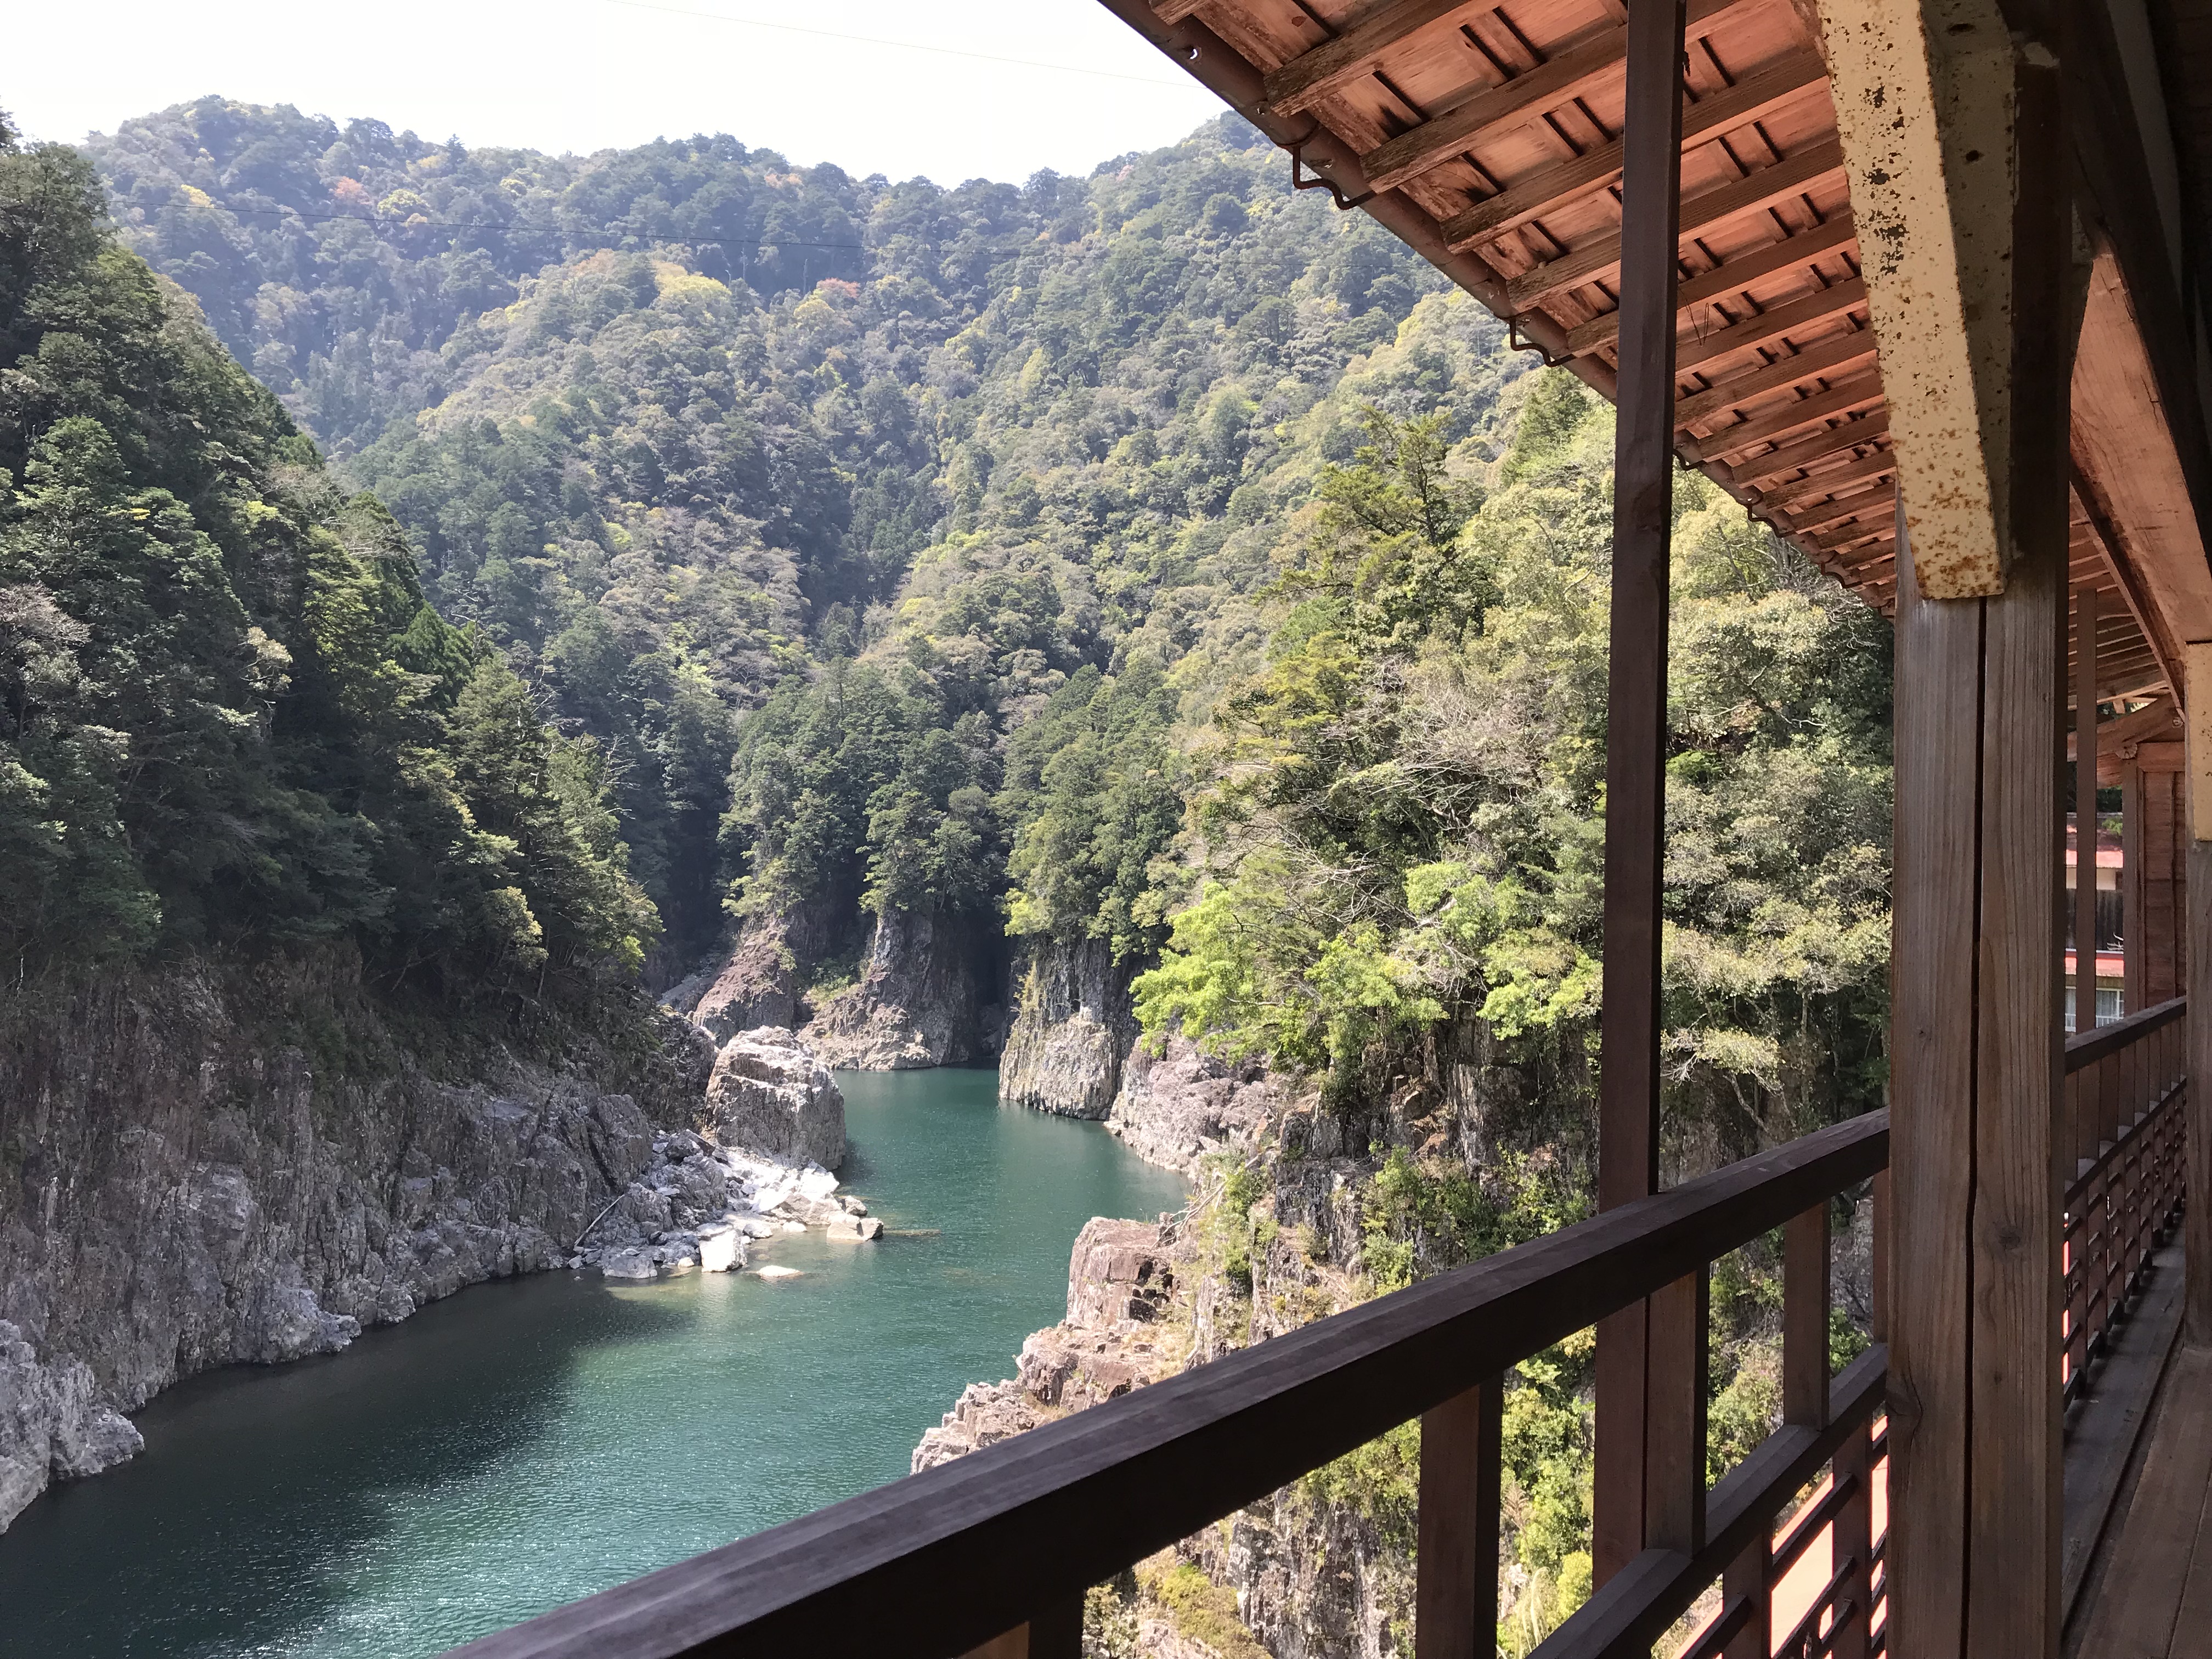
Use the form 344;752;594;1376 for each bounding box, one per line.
1784;1205;1832;1430
2186;644;2212;1345
2124;758;2144;1014
1882;45;2072;1653
1417;1379;1502;1659
1644;1269;1709;1556
2076;584;2100;1032
1593;0;1686;1588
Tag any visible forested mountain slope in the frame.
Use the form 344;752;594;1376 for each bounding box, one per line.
79;87;1892;1171
0;117;698;1530
82;99;1462;977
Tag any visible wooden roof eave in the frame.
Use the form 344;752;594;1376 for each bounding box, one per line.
1100;0;1899;607
1103;0;2212;667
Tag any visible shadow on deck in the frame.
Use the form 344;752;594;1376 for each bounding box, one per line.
2067;1241;2198;1656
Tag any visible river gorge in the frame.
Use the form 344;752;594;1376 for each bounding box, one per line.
0;1068;1187;1658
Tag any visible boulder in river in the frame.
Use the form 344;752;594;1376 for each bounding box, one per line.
697;1223;747;1273
599;1248;657;1280
703;1028;847;1169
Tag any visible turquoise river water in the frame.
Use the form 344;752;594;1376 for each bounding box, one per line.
0;1067;1188;1658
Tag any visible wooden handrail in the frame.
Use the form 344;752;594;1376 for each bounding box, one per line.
448;1111;1888;1659
2064;993;2185;1073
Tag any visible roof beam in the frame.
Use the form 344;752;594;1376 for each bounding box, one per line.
1264;0;1495;119
1729;408;1891;490
1677;275;1866;373
1777;480;1895;536
1440;52;1829;250
1358;0;1745;195
1673;327;1879;428
1700;371;1884;458
1505;140;1846;311
1781;443;1896;496
1563;213;1857;356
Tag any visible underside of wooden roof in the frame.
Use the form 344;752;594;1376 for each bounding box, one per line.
1100;0;2196;701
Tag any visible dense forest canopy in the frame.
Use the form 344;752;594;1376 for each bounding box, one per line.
0;114;653;999
59;92;1893;1149
78;99;1471;972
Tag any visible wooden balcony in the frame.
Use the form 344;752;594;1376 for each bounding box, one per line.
419;985;2188;1659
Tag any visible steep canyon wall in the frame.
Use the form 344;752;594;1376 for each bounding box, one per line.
0;949;709;1530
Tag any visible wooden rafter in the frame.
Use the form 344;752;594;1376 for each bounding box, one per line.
1564;213;1857;356
1506;140;1848;310
1357;0;1750;194
1439;51;1829;250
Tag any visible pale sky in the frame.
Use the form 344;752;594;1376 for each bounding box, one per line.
7;0;1229;184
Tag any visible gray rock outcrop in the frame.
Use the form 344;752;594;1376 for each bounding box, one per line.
0;1322;144;1527
912;1215;1177;1472
802;909;1005;1069
1105;1034;1283;1172
0;947;707;1533
998;938;1137;1119
674;907;833;1040
704;1026;847;1169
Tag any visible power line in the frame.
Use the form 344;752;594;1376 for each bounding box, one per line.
586;0;1193;88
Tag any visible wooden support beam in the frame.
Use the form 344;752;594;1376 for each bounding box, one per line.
1780;443;1894;497
1784;1205;1831;1430
1809;516;1893;556
1645;1270;1709;1555
1415;1379;1502;1659
1567;216;1859;357
1726;408;1888;491
1677;276;1866;374
1263;0;1493;117
2188;642;2212;1345
1778;481;1894;537
1359;0;1746;194
1594;0;1686;1591
1879;34;2071;1655
1506;139;1847;311
2076;584;2101;1037
1701;371;1884;460
1673;327;1878;429
1440;52;1829;250
2124;759;2145;1014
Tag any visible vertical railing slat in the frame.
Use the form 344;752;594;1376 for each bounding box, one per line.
1785;1204;1833;1431
1646;1269;1710;1556
1416;1378;1502;1659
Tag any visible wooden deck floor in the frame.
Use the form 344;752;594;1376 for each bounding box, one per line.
2072;1342;2212;1656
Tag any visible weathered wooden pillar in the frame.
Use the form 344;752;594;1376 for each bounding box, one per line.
2076;585;2100;1031
2124;757;2145;1013
1820;1;2073;1651
1592;0;1686;1588
2185;651;2212;1344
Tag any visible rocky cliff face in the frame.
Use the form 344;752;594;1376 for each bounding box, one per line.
0;947;708;1532
997;938;1136;1119
802;908;1006;1070
912;1065;1419;1659
1104;1035;1287;1173
676;906;834;1039
702;1027;848;1168
912;1216;1182;1472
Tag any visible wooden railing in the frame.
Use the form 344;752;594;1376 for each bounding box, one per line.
2062;995;2188;1402
448;1113;1890;1659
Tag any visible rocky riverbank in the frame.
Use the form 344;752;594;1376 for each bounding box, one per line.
0;952;868;1534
